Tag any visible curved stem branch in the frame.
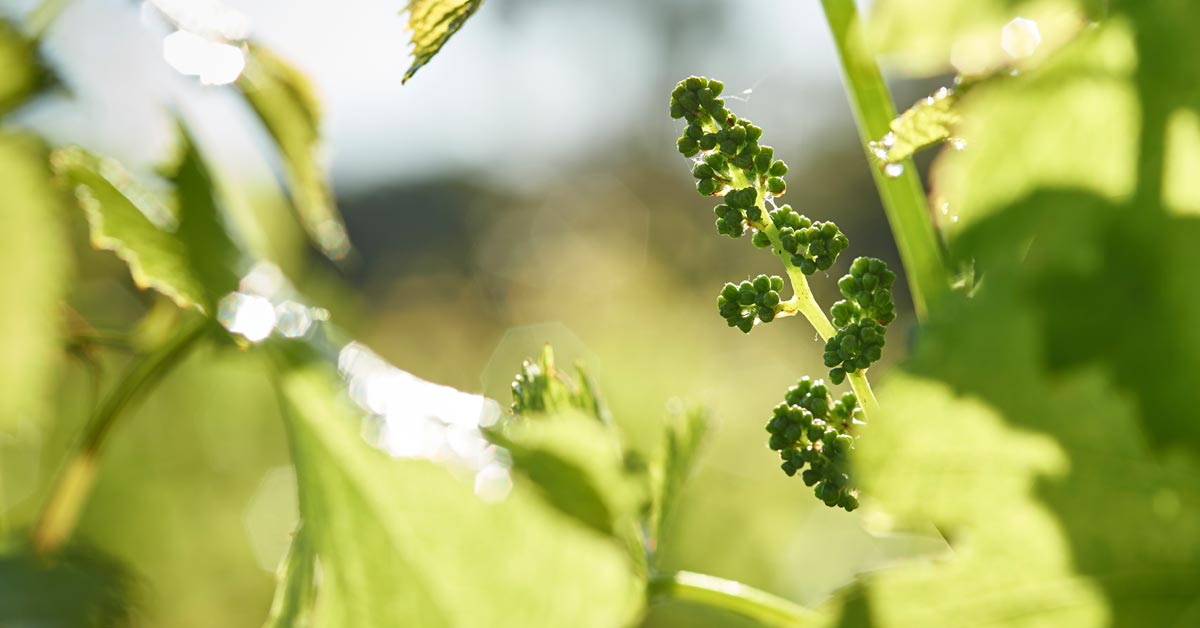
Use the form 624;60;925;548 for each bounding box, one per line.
32;318;209;556
648;570;822;627
819;0;950;320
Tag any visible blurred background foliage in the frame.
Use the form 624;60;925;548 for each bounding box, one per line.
0;1;947;626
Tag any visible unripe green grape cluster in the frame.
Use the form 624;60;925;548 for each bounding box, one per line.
671;76;896;510
671;76;790;205
765;377;862;511
712;187;760;238
836;257;897;325
717;274;785;332
824;256;897;384
761;205;850;275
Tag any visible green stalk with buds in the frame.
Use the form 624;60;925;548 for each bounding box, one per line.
670;75;901;511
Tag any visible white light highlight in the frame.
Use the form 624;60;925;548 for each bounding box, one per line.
337;342;509;500
218;292;276;342
162;29;246;86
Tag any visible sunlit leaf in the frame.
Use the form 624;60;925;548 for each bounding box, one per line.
931;21;1138;234
401;0;484;84
53;127;242;313
867;0;1099;75
0;545;136;628
236;45;350;261
831;4;1200;625
647;405;708;558
276;360;642;628
0;133;69;431
871;87;960;167
0;18;52;118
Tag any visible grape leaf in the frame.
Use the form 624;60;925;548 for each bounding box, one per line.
867;0;1102;75
401;0;484;84
236;45;350;261
870;87;960;167
54;127;241;313
0;18;53;117
0;133;69;431
275;360;642;628
830;4;1200;625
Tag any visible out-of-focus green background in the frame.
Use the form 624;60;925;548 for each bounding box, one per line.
2;0;949;625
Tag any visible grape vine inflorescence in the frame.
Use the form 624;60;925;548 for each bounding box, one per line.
766;377;862;510
671;75;899;510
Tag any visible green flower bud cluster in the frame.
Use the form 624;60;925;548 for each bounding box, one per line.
835;257;897;325
717;274;786;333
671;76;791;207
762;205;850;275
713;187;760;238
765;377;862;511
823;319;886;385
823;257;897;384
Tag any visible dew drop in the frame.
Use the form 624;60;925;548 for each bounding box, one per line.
883;163;905;178
881;132;897;148
950;137;968;151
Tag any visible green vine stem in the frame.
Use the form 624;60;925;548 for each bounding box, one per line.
819;0;950;320
32;318;209;556
648;571;822;627
724;157;881;417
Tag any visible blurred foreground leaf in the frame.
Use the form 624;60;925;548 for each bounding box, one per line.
276;361;641;627
0;546;136;628
0;19;52;117
237;45;349;261
401;0;484;83
53;128;241;313
0;133;69;431
830;3;1200;625
489;412;642;540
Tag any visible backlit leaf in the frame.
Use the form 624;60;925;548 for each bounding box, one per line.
276;360;642;628
401;0;484;83
236;45;350;261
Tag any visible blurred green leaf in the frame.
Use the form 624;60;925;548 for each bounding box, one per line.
236;45;350;261
0;545;136;628
276;361;642;627
931;21;1138;234
0;18;52;118
488;411;642;540
866;0;1100;75
262;527;315;628
831;3;1200;625
53;127;242;313
401;0;484;84
0;133;69;431
648;405;708;559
